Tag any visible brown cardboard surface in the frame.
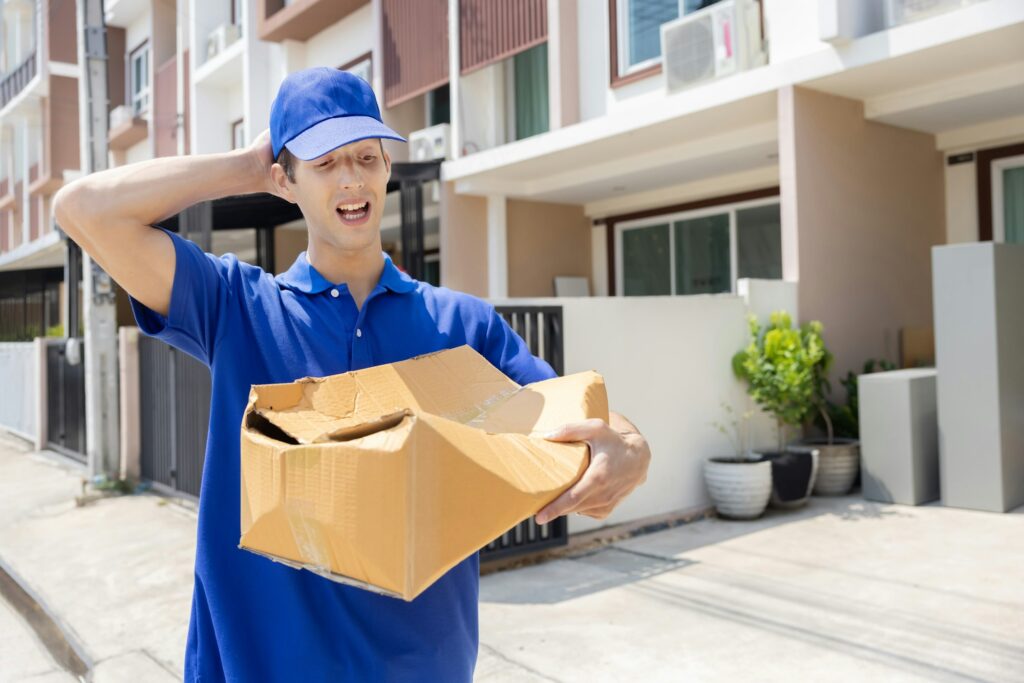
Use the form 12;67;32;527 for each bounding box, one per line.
239;345;609;601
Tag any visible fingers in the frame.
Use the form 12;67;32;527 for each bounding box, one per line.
535;455;608;525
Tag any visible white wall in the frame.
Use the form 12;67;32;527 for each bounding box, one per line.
0;342;38;442
460;62;506;154
944;160;978;244
304;2;374;70
490;279;798;533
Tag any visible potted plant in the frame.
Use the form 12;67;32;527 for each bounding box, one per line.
703;400;772;520
793;358;896;495
732;311;829;509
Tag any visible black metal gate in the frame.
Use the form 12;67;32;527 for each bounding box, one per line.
45;339;87;462
481;305;567;562
138;336;211;498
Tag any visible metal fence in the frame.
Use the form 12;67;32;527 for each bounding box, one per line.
133;304;567;558
0;342;38;441
483;304;568;561
45;339;87;462
138;336;210;498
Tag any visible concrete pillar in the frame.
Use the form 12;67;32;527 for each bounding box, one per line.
933;242;1024;512
486;194;507;299
118;326;140;482
447;0;461;160
547;0;579;131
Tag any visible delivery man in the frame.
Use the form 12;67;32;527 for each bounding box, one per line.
53;67;651;682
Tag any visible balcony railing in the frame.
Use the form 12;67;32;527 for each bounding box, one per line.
0;51;37;110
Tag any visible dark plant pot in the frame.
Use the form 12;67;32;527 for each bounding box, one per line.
789;438;859;495
755;449;818;509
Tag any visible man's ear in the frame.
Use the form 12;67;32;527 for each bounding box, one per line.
269;162;296;204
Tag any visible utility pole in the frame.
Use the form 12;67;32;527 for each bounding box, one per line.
75;0;120;478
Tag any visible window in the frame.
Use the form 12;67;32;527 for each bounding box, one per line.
611;0;729;85
512;43;548;140
231;119;245;150
339;53;372;87
501;43;548;143
231;0;243;26
129;41;150;116
993;155;1024;245
427;84;450;127
616;199;781;296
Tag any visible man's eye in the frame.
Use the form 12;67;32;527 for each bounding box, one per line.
363;155;376;161
317;159;332;168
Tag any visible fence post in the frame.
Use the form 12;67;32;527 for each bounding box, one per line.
118;327;141;482
34;337;47;452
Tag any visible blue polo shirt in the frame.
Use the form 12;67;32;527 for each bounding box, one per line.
129;227;556;682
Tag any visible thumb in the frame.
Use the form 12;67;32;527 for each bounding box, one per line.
543;418;602;442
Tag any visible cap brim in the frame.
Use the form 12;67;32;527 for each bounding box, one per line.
284;115;407;161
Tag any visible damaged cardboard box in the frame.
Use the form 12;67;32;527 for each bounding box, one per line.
239;345;608;601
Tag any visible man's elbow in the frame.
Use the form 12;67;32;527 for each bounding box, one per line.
53;182;88;238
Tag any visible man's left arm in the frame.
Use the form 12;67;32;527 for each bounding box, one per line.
534;412;651;525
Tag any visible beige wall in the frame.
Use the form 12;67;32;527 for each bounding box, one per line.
506;198;591;297
778;85;945;383
274;226;308;275
439;181;488;296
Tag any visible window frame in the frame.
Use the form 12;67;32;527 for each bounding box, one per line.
614;195;780;296
230;118;245;151
128;39;150;117
607;0;764;89
338;52;373;88
991;153;1024;244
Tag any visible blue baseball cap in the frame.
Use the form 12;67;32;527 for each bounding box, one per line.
270;67;406;161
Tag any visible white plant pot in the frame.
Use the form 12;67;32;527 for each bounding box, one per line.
790;438;860;496
703;457;772;520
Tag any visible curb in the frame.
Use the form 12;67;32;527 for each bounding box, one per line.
0;554;92;681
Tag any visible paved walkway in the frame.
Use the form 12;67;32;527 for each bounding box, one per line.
1;430;1022;682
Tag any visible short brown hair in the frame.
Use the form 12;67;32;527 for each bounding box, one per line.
275;139;386;184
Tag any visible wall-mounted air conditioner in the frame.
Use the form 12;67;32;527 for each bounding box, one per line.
884;0;987;27
661;0;766;95
409;124;451;162
206;23;242;61
110;104;133;129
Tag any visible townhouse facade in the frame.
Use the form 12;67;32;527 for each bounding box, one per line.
1;0;1021;531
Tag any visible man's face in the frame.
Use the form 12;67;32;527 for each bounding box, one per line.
273;138;391;253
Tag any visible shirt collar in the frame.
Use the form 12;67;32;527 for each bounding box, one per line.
275;251;418;295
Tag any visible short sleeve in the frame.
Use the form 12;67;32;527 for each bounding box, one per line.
129;226;233;367
480;305;558;385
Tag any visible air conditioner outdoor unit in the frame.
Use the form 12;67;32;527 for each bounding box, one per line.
661;0;766;95
409;123;451;162
206;23;241;61
884;0;987;27
110;104;133;129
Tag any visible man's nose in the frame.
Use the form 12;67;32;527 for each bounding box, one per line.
337;158;365;189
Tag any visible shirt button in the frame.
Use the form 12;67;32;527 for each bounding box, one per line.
330;289;339;298
356;328;363;338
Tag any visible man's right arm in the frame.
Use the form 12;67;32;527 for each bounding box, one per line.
52;132;278;317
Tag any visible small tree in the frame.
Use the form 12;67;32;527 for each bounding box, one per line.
732;311;833;452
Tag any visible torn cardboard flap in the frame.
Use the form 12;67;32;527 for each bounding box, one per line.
239;345;608;601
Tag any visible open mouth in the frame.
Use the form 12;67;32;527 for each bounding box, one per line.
336;200;371;226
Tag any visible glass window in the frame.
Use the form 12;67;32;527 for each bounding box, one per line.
1003;165;1024;245
428;84;450;127
617;0;727;75
129;42;150;116
513;43;549;140
736;203;782;279
622;223;671;295
674;213;730;294
619;200;781;296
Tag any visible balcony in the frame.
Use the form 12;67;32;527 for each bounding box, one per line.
108;105;149;150
257;0;367;43
0;51;37;110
